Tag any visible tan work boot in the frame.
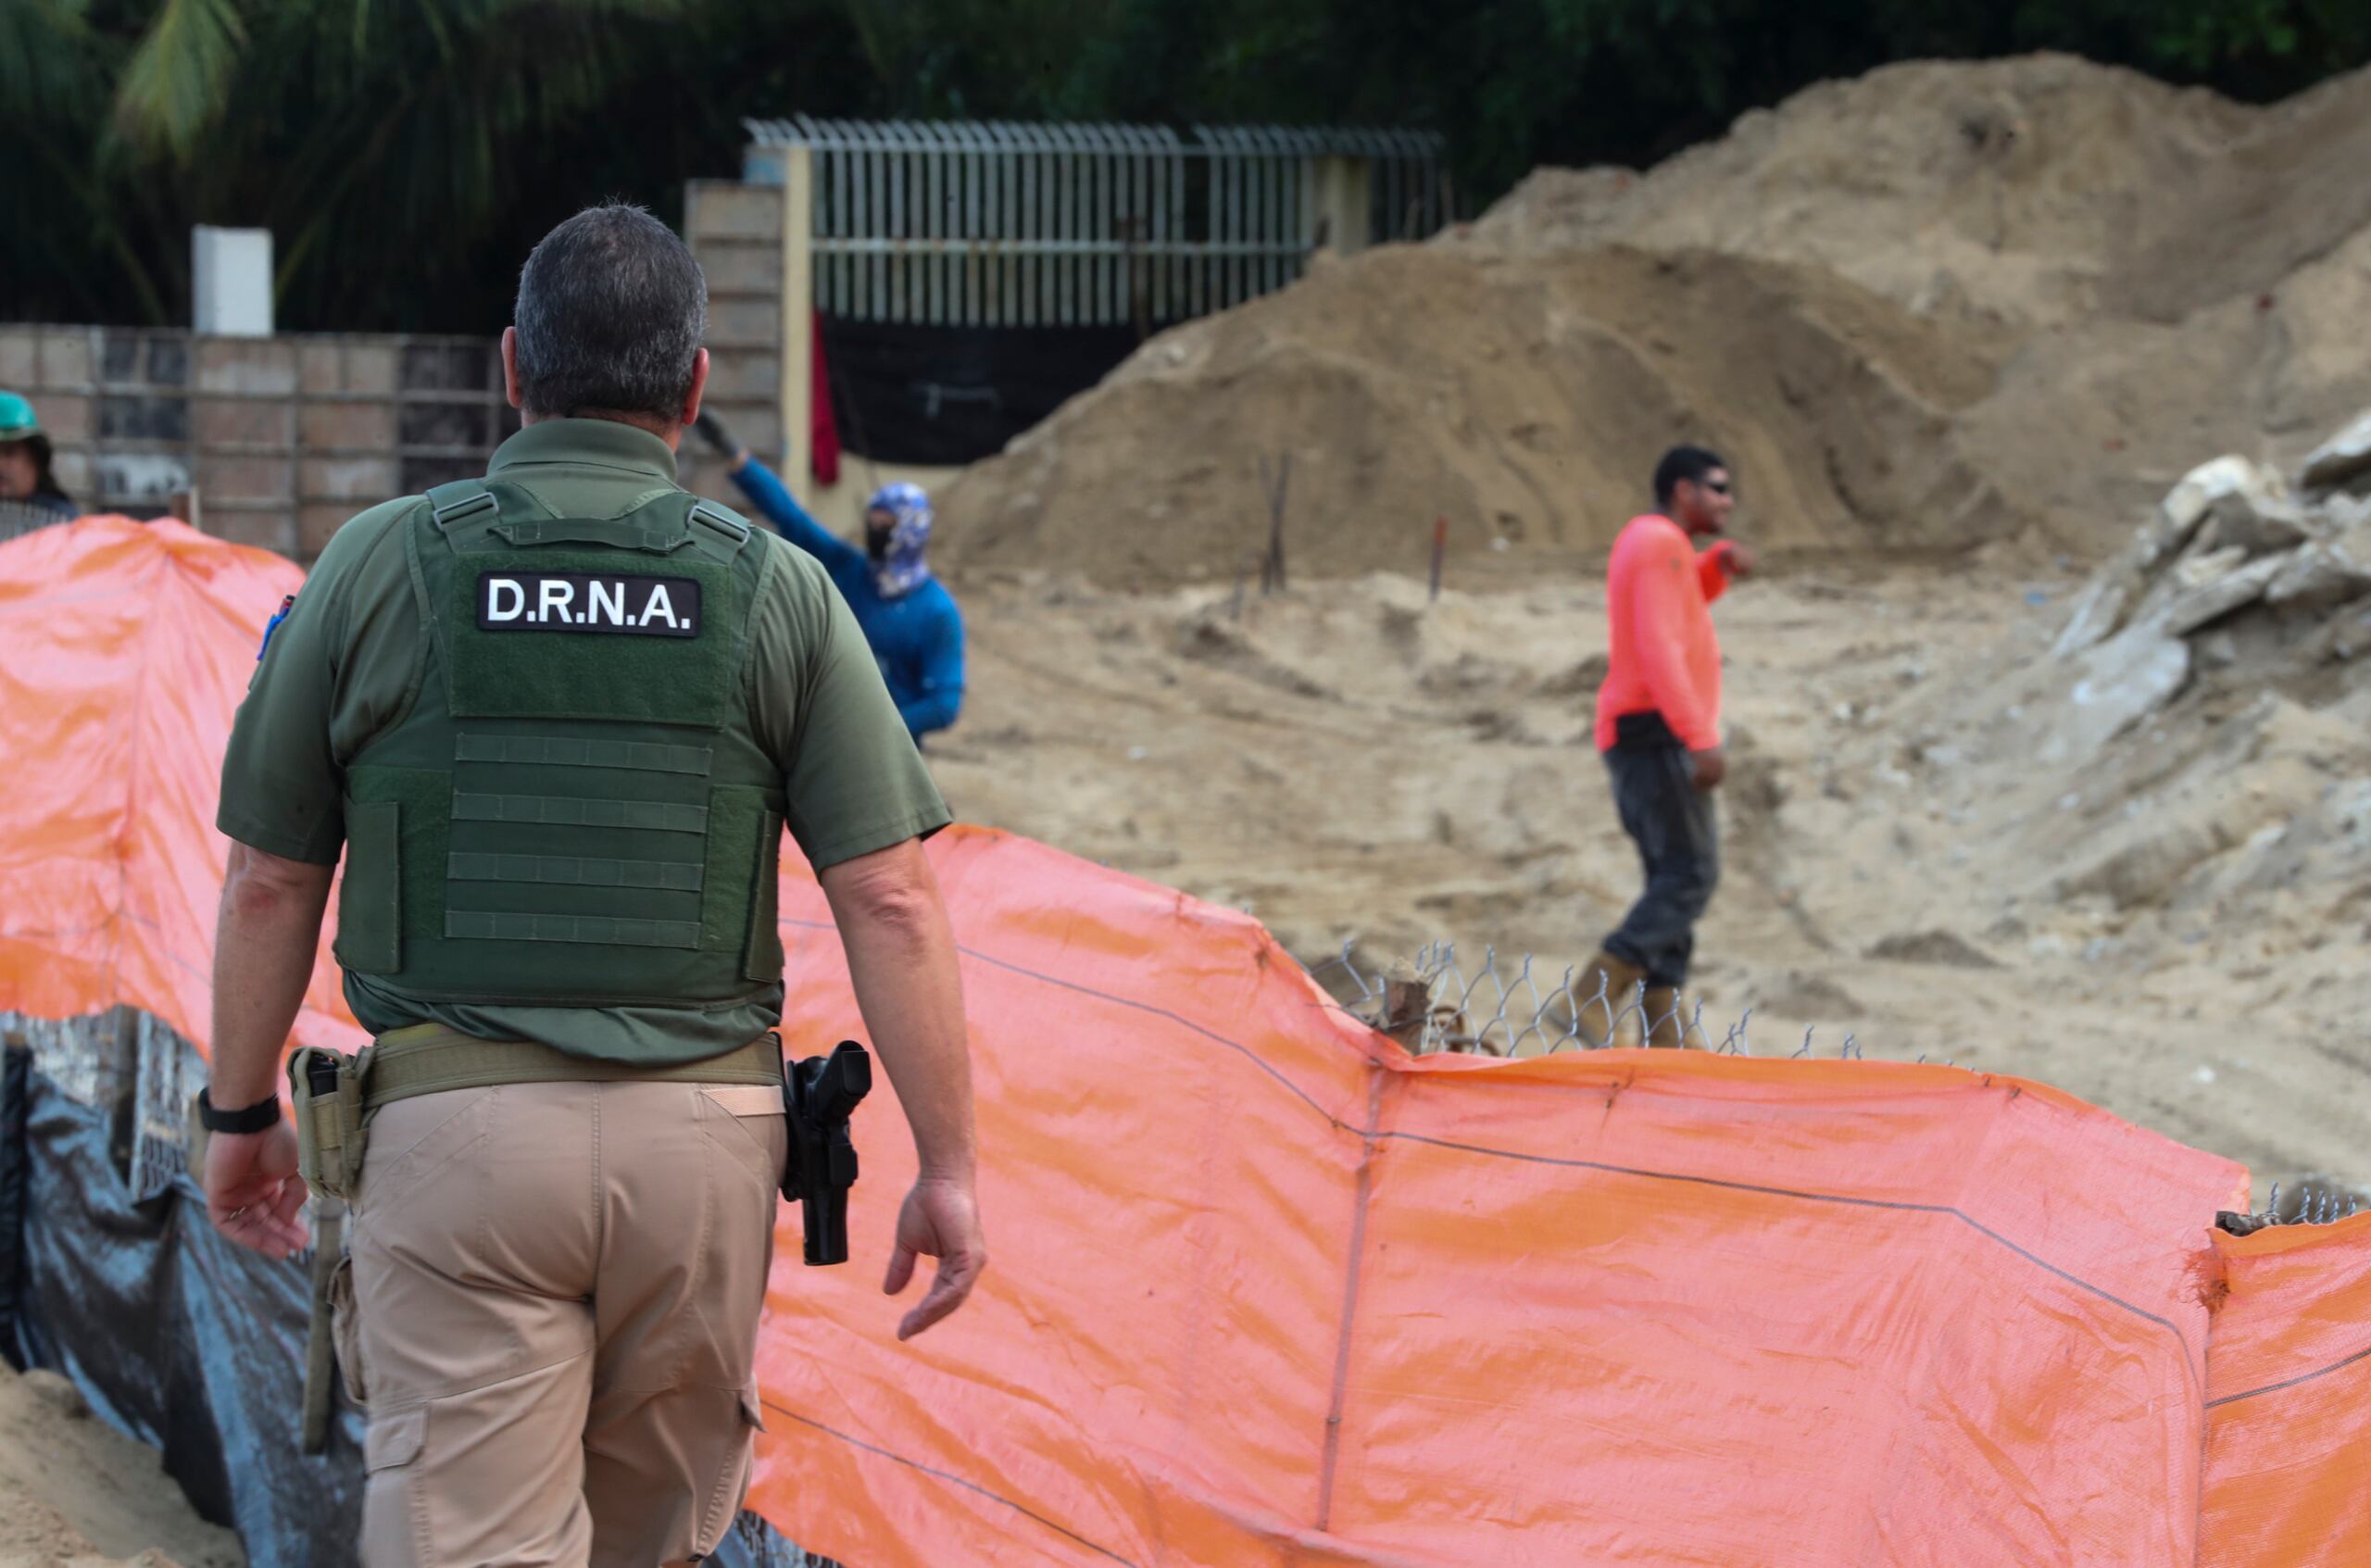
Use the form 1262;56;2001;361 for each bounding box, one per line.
1642;985;1710;1050
1574;952;1646;1048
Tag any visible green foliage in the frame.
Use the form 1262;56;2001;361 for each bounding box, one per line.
111;0;246;161
4;0;2367;333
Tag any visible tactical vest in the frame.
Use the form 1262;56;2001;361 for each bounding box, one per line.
332;478;786;1008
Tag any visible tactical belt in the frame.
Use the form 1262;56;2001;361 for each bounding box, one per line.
290;1027;780;1203
364;1024;781;1107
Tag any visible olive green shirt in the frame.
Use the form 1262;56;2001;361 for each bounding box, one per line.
218;419;950;1062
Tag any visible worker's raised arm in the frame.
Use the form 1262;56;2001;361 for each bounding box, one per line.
728;452;867;574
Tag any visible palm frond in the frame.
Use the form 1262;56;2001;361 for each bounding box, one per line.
109;0;250;163
0;0;110;119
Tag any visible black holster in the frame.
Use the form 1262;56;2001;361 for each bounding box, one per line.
781;1040;872;1265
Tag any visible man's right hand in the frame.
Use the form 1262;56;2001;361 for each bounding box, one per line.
1689;746;1727;791
884;1175;987;1340
205;1122;311;1260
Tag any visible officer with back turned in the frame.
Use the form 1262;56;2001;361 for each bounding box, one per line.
198;204;987;1566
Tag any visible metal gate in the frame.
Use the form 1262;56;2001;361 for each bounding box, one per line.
742;119;1448;329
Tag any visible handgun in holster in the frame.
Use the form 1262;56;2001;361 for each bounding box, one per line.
781;1039;872;1266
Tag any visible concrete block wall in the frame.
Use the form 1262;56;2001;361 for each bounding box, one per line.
679;179;965;539
681;179;784;511
0;324;516;558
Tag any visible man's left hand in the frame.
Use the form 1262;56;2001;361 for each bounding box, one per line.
1723;541;1758;579
206;1123;311;1260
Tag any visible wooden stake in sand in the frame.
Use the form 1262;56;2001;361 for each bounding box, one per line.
1258;452;1291;594
1430;515;1448;602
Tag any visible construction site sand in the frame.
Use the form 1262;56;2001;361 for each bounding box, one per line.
918;53;2371;1198
925;551;2371;1202
939;54;2371;581
0;1364;242;1567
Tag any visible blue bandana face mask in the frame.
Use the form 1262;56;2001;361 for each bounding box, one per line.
866;483;935;598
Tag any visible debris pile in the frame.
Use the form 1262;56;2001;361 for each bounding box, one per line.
1907;403;2371;984
2046;409;2371;755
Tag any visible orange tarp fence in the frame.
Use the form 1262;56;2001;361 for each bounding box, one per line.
762;836;2252;1566
4;518;2366;1566
2201;1216;2371;1567
0;518;362;1055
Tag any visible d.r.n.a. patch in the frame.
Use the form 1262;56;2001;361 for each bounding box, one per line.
475;571;703;638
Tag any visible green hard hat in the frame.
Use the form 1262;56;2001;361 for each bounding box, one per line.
0;391;39;443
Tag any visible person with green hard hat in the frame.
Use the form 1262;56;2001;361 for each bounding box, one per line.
0;392;79;525
200;204;985;1566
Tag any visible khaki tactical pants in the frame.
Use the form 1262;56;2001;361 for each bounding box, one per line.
338;1077;787;1566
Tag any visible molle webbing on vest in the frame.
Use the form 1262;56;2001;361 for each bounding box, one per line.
334;479;788;1007
450;792;710;834
446;852;705;891
451;734;715;774
444;910;703;948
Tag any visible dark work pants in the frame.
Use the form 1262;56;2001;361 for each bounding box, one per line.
1601;718;1721;989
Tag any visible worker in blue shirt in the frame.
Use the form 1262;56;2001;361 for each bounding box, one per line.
696;414;965;742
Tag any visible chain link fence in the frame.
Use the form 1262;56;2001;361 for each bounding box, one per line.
1;498;77;545
1313;941;1849;1060
1312;943;2369;1229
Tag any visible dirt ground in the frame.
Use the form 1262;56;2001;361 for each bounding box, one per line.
0;1364;242;1568
915;53;2371;1207
925;545;2371;1203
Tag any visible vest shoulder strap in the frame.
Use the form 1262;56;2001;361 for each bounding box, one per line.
688;497;751;546
426;479;497;528
424;481;756;562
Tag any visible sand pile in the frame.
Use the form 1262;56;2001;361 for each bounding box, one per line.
940;244;2012;586
1472;54;2371;331
938;55;2371;581
1476;53;2371;555
0;1365;242;1568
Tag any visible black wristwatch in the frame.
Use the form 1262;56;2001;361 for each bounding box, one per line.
197;1087;282;1135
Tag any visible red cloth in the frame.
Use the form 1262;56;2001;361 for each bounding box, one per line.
809;311;842;487
1594;513;1734;752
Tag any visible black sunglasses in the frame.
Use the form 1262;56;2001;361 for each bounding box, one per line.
1699;478;1732;495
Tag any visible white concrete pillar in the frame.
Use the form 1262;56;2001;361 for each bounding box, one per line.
1311;157;1373;257
778;144;816;507
193;227;274;337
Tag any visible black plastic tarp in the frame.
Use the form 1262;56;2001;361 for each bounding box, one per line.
821;315;1152;466
0;1046;820;1567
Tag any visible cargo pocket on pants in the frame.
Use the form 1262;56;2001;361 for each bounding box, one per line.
694;1382;768;1555
329;1251;369;1408
366;1405;426;1470
360;1406;428;1568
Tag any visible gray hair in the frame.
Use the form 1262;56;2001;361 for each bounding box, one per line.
512;204;708;421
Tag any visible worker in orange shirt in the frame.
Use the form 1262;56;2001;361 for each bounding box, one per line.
1579;445;1755;1048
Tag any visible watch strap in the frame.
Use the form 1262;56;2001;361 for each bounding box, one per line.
198;1086;282;1135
